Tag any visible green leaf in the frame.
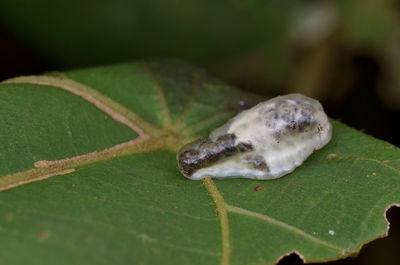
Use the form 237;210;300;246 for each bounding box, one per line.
0;61;399;265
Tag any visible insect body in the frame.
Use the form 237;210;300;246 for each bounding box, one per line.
177;94;332;180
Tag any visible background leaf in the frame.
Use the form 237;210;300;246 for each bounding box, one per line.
0;61;399;265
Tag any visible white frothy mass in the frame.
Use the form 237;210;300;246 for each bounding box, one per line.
177;94;332;180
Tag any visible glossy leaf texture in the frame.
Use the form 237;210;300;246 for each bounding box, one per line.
0;61;399;265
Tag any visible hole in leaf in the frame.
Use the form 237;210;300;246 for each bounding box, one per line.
277;252;303;265
309;206;400;265
276;206;400;265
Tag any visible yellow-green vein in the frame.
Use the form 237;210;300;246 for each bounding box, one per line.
174;69;205;129
226;205;343;252
1;75;163;137
355;158;400;174
202;177;231;265
182;111;231;135
142;64;173;129
0;137;164;191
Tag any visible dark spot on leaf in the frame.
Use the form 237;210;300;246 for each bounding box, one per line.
36;231;50;241
253;186;264;192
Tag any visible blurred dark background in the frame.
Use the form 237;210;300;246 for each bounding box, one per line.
0;0;399;264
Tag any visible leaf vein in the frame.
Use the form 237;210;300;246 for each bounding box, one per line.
202;178;231;265
142;64;173;129
0;137;163;191
354;158;399;174
182;111;231;135
175;69;205;128
1;75;162;137
226;204;342;252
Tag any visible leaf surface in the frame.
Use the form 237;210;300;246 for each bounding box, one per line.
0;61;399;265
